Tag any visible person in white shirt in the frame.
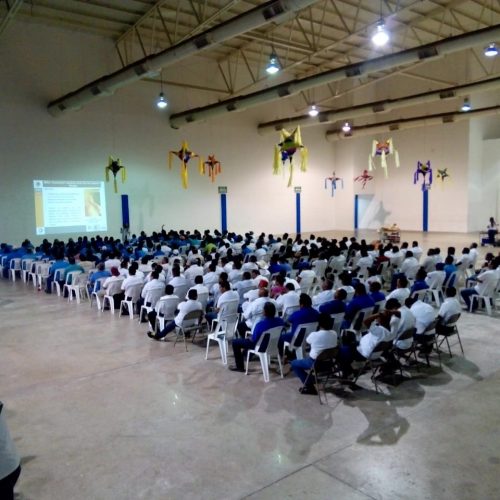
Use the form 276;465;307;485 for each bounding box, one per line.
141;271;164;299
411;241;423;262
425;264;446;289
121;266;144;294
437;287;462;324
469;243;479;268
357;312;396;360
460;259;500;310
386;276;410;303
456;247;473;271
184;258;204;284
355;249;373;275
104;252;121;271
234;271;256;304
421;249;436;273
400;251;419;279
291;313;338;395
146;285;180;334
385;298;416;350
312;279;334;308
149;289;202;340
239;287;277;334
409;298;436;335
276;283;300;314
168;266;190;290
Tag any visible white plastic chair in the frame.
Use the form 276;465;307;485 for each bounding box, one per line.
8;258;22;282
470;279;499;316
173;283;190;301
101;279;125;314
155;296;180;332
205;313;239;365
35;263;51;290
282;305;299;321
283;321;318;361
90;278;107;309
63;271;83;298
67;273;89;303
119;283;143;319
330;312;345;333
21;258;35;283
245;326;285;383
51;268;67;296
139;287;164;323
211;299;239;333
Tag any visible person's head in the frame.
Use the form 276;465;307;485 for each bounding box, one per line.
462;247;470;255
150;270;160;280
68;256;76;265
97;262;105;271
110;267;119;277
194;275;203;285
317;313;333;331
369;281;382;293
335;288;347;301
263;301;276;318
427;248;434;256
397;276;408;288
446;286;457;298
285;282;295;292
354;283;367;296
405;251;413;259
187;289;198;301
436;262;445;271
275;275;285;286
404;296;418;308
322;279;334;291
219;281;230;293
299;293;312;308
412;241;419;247
447;246;456;256
416;268;427;281
165;284;174;296
258;287;269;298
172;266;181;277
490;216;496;225
385;298;401;311
445;255;454;265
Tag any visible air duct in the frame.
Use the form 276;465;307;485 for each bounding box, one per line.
47;0;319;116
169;25;500;129
257;75;500;133
325;105;500;141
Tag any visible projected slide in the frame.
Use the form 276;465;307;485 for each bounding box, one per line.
34;180;107;235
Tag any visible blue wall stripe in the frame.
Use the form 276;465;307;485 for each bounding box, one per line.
423;189;429;232
121;194;129;227
220;193;227;232
295;192;301;234
354;194;359;230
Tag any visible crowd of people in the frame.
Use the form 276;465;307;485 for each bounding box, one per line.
2;229;500;399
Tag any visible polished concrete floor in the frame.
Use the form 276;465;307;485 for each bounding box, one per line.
1;231;499;500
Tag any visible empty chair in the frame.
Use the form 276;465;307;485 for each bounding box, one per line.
205;313;239;365
245;326;285;383
8;258;22;282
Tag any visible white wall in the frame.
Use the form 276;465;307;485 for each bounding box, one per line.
0;21;498;245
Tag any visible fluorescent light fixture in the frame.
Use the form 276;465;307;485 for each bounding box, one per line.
484;43;498;57
342;122;351;133
157;92;167;109
308;104;319;117
266;52;280;74
372;20;389;47
461;98;471;112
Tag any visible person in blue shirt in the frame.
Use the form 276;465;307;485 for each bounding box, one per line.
369;281;386;304
268;256;282;275
230;302;285;372
278;293;320;355
410;268;429;295
45;252;69;293
319;288;347;315
87;262;111;293
341;283;375;329
443;255;457;287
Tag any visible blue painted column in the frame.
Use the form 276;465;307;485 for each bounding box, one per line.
423;189;429;232
354;194;359;230
294;187;301;234
121;194;129;227
219;186;228;232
